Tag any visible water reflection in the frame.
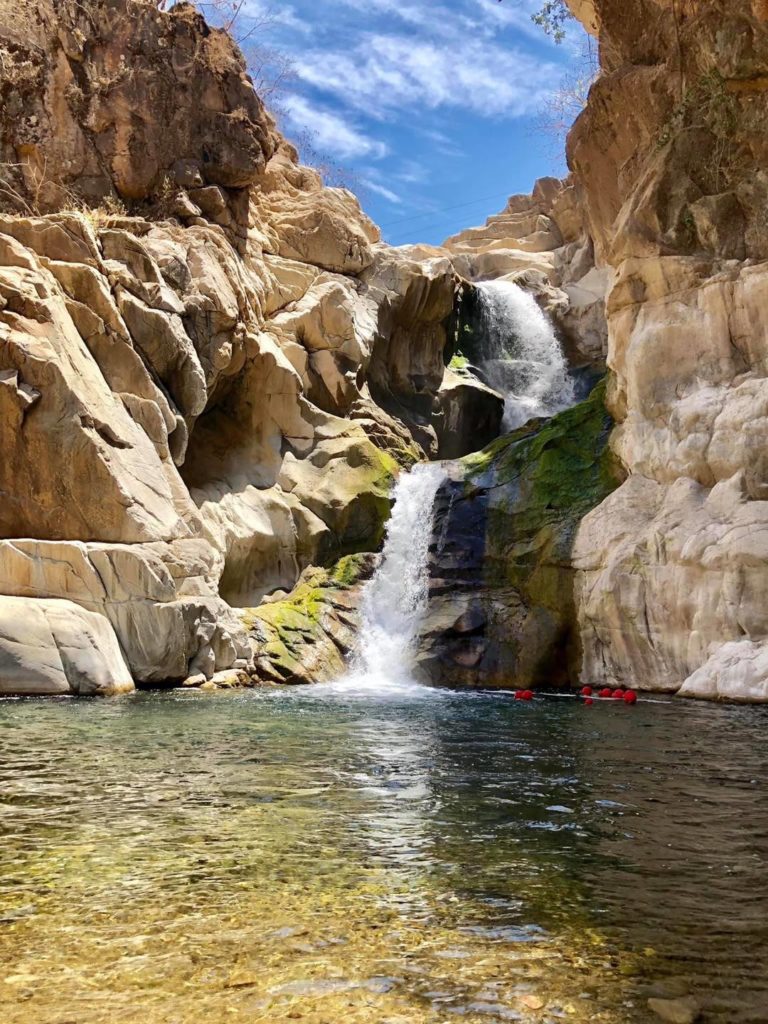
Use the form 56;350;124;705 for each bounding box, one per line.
0;690;766;1023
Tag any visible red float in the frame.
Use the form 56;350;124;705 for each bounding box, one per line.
623;690;638;704
522;690;534;701
584;698;594;706
612;688;625;699
580;685;593;697
598;687;613;698
514;690;524;700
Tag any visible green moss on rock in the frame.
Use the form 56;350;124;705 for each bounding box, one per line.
242;553;374;685
474;379;621;596
419;379;623;690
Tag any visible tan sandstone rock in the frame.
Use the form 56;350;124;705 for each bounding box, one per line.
0;597;133;695
0;0;475;695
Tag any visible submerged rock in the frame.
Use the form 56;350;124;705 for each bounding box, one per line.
647;996;701;1024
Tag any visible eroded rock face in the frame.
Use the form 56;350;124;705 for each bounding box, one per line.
416;383;619;689
567;0;768;265
566;0;768;699
0;0;277;212
0;0;468;694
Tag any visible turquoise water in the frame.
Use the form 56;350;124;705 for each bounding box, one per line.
0;687;766;1023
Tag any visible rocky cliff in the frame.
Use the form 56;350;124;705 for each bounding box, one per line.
0;0;494;694
566;0;768;700
3;0;768;702
407;0;768;702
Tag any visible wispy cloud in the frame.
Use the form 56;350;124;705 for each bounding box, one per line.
232;0;582;242
281;95;388;160
395;160;430;185
470;0;554;41
361;178;403;205
294;33;558;120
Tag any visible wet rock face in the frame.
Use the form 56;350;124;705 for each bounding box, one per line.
245;554;377;686
434;368;504;460
416;382;620;690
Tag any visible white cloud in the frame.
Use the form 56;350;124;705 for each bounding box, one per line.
470;0;554;41
333;0;423;19
362;179;403;204
395;160;430;185
294;33;559;120
225;1;309;34
281;95;389;160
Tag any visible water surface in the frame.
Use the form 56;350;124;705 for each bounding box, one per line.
0;688;766;1023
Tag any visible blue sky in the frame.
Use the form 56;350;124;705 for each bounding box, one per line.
231;0;587;245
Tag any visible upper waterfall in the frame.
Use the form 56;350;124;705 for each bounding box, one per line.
474;280;575;430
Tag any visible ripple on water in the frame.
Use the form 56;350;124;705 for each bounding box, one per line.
0;689;766;1023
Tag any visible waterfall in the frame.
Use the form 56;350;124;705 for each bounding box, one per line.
340;462;445;692
474;280;575;430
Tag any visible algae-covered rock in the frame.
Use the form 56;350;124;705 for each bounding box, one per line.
415;379;622;688
245;554;375;685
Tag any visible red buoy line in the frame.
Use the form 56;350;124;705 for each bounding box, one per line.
513;686;675;705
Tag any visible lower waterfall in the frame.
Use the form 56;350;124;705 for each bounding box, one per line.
474;279;575;429
337;462;445;693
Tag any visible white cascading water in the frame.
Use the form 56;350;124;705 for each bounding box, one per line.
474;280;575;430
336;462;445;694
330;283;571;696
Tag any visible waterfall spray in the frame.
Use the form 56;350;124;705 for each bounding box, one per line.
340;462;445;693
474;280;574;429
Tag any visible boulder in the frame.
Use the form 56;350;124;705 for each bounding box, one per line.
246;555;376;685
435;367;504;459
0;597;134;695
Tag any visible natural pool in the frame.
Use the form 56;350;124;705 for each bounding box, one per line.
0;687;766;1024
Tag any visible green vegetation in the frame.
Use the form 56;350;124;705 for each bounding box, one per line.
463;378;622;601
330;552;370;587
449;352;469;371
243;554;372;684
657;70;739;190
532;0;574;43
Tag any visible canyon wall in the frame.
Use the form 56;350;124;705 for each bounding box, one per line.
567;0;768;700
0;0;487;693
3;0;767;701
413;0;768;702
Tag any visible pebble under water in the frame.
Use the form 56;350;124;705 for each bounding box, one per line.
0;688;767;1024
